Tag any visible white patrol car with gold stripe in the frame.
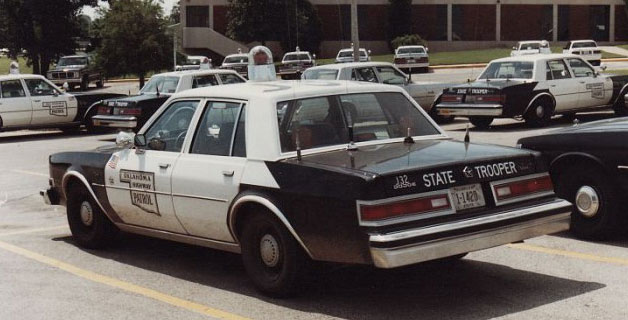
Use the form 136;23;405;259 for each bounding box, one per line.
42;80;571;297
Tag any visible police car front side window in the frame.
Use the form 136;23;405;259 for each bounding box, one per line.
0;80;26;98
192;75;219;88
190;101;244;157
376;66;406;85
547;60;571;79
144;100;199;152
567;58;594;78
24;79;58;96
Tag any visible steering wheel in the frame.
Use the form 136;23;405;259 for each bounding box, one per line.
175;130;187;150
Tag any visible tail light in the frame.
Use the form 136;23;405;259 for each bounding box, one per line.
441;94;463;103
475;94;505;104
492;174;554;206
97;106;111;115
418;57;428;63
394;58;406;64
359;193;451;223
118;108;141;116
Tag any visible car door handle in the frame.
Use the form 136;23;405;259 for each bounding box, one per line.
33;99;41;103
159;163;170;169
550;85;556;87
222;170;234;177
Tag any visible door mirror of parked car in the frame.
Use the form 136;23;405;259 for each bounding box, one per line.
600;65;608;71
134;133;147;148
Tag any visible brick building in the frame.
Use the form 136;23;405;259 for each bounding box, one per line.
181;0;628;59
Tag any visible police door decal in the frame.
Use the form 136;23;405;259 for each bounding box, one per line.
42;101;68;116
120;170;161;216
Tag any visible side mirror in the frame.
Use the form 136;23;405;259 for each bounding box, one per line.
600;65;608;71
134;133;147;147
425;47;429;53
53;91;59;97
561;70;567;77
148;138;166;151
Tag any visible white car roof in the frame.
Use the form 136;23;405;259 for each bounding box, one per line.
152;69;241;78
225;53;248;59
397;45;426;49
284;51;311;55
307;61;393;71
338;48;367;52
517;40;544;44
571;39;596;43
490;53;581;63
172;80;403;102
0;74;47;81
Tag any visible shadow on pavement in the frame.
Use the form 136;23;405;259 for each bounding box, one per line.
553;230;628;249
55;233;605;319
0;130;114;144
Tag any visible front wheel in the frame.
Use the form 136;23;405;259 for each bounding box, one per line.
240;213;309;297
469;116;493;129
66;184;118;249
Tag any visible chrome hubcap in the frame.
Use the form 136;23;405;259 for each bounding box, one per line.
575;186;600;218
535;105;545;117
79;201;94;226
260;234;280;267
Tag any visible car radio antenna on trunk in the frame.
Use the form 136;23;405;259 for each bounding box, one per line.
464;124;471;143
404;127;414;144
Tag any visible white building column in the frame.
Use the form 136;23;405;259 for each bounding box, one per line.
552;4;558;42
610;4;616;42
496;2;501;42
447;4;453;42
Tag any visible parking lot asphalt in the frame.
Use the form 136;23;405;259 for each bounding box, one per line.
1;81;628;320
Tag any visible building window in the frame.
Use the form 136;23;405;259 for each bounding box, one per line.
559;5;609;41
501;5;552;41
452;5;496;41
186;6;209;28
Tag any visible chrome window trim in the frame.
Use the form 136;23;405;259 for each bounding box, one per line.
490;173;555;207
356;189;455;227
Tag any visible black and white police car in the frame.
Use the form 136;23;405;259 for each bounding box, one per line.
0;74;122;133
42;80;571;296
435;54;628;128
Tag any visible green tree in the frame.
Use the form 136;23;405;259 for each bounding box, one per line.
388;0;413;46
94;0;172;87
226;0;280;46
278;0;322;55
169;0;180;24
0;0;97;74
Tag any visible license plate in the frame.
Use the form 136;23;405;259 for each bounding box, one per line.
408;59;416;63
439;109;451;115
451;184;485;211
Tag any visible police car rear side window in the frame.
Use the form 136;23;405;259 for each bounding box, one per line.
278;92;440;152
192;75;219;88
0;80;26;98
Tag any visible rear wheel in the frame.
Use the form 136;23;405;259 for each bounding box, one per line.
524;101;552;127
469;116;493;129
66;184;118;249
240;212;309;297
554;166;620;240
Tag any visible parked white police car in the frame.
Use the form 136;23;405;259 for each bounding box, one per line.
42;80;571;296
0;74;122;133
435;54;628;128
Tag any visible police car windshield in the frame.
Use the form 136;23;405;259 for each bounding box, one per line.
572;42;597;48
479;61;534;80
338;50;367;58
277;92;440;152
141;76;180;94
302;69;339;80
519;43;540;50
283;53;310;61
186;58;202;65
224;56;248;64
58;57;87;66
397;47;425;54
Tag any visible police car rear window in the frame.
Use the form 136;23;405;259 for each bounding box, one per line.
283;53;310;61
397;47;425;54
277;92;439;152
224;56;248;64
479;61;534;80
572;42;597;48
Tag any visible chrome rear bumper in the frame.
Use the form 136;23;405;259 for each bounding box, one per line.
436;103;504;117
369;198;572;268
92;115;137;129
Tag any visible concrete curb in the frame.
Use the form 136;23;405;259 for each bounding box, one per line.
106;78;147;83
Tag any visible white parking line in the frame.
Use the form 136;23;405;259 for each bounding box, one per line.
11;169;48;178
0;226;68;237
